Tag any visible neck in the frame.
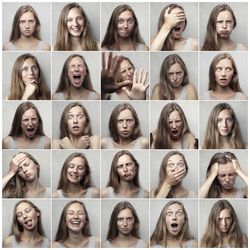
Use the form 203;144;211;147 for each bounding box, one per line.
116;233;134;241
20;134;37;142
26;179;40;191
21;229;38;241
119;179;135;190
221;186;236;195
118;136;133;146
66;182;83;193
219;135;231;148
68;85;87;98
117;37;134;50
70;36;81;49
69;134;82;144
67;230;85;242
19;35;36;42
215;85;233;93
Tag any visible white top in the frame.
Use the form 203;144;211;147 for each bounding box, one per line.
7;40;47;51
8;136;47;149
180;38;193;51
152;239;194;248
55;236;97;248
54;91;99;100
106;186;146;198
55;188;93;198
201;91;246;100
43;187;51;198
105;137;145;149
102;239;147;248
11;235;50;248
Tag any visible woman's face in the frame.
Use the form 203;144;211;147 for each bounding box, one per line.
119;59;134;82
17;156;38;182
168;63;184;88
66;157;86;184
21;58;39;85
117;208;135;236
214;58;234;88
170;7;186;39
216;10;234;39
117;10;135;38
168;110;183;140
217;162;236;190
116;154;137;182
165;203;185;236
166;154;186;181
19;11;36;37
217;109;233;137
116;109;135;139
67;7;84;37
67;57;87;88
218;208;233;233
21;108;39;138
66;106;87;136
66;203;87;232
16;202;39;231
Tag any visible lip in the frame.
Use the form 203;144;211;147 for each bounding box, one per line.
25;173;31;178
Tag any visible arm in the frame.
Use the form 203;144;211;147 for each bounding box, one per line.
44;137;51;149
232;159;248;186
21;81;39;100
91;187;100;198
101;188;109;198
187;83;198;100
199;163;218;198
90;135;100;149
101;138;108;149
151;84;160;100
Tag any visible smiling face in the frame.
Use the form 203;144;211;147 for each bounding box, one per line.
117;10;135;39
218;208;233;233
66;156;85;184
168;63;184;88
170;7;186;39
67;7;84;37
17;156;38;182
67;56;87;88
21;108;39;138
168;110;183;140
217;162;236;190
16;202;39;231
216;10;234;39
217;109;233;137
66;202;87;233
117;208;135;236
119;59;134;82
67;106;86;136
215;58;234;88
166;154;186;182
165;203;185;236
19;11;36;38
116;154;137;182
21;58;39;85
116;109;135;139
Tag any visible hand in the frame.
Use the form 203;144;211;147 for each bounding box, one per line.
22;80;39;100
9;153;27;174
232;158;241;174
164;7;186;29
165;167;186;187
76;135;91;149
122;69;148;100
210;162;219;176
101;52;132;94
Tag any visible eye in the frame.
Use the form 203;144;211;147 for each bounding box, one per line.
177;212;183;216
78;114;84;119
167;212;172;216
67;18;73;22
68;115;73;120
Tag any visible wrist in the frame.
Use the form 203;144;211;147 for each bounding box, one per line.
162;23;172;32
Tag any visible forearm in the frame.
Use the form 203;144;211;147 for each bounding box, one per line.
155;182;172;198
2;171;15;190
237;170;248;186
150;25;171;51
199;174;216;198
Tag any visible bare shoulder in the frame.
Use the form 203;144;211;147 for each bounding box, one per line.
151;83;160;100
3;235;13;248
52;139;61;149
187;132;196;149
94;237;101;247
43;41;51;51
236;43;247;51
52;92;63;100
92;91;100;100
52;241;62;248
52;190;59;198
143;189;149;198
3;42;12;51
101;187;109;198
44;136;51;149
101;137;109;149
91;187;100;198
139;136;149;149
191;38;199;51
90;135;100;149
2;136;12;149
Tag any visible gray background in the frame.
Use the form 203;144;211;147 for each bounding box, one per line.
150;150;198;195
2;52;51;100
199;101;248;147
52;149;100;193
199;2;248;49
150;2;199;45
199;51;248;97
101;149;150;193
150;52;198;97
2;2;51;47
100;2;149;47
52;2;100;47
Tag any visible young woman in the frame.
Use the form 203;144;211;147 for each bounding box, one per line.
202;103;246;149
102;52;148;100
52;102;100;149
199;152;248;198
101;150;149;198
200;200;247;247
200;53;247;100
150;201;197;247
7;53;50;100
151;102;197;149
53;201;100;248
201;4;247;51
3;5;50;51
151;54;197;100
52;54;100;100
151;4;198;51
101;103;149;149
2;102;51;149
102;201;148;248
2;200;50;248
101;4;148;51
54;3;99;51
151;151;196;198
52;152;99;198
2;152;51;198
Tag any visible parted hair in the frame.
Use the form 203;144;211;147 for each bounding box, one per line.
54;2;98;51
55;200;91;242
201;4;236;51
10;5;41;42
9;101;45;137
55;54;94;100
158;54;189;99
106;150;140;193
202;103;245;149
59;102;93;139
8;53;50;100
106;201;140;241
201;200;245;247
150;201;194;247
157;4;187;51
101;4;145;51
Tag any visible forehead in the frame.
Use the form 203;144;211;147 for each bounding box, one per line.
218;109;232;118
218;162;235;173
216;58;232;67
23;58;36;66
69;105;84;114
16;202;33;212
167;203;183;212
20;11;35;20
170;7;183;14
120;60;133;70
69;56;84;65
22;108;38;118
69;156;85;165
68;7;83;17
68;202;84;211
118;10;133;19
219;208;231;217
217;10;233;20
118;154;133;164
169;63;183;72
169;110;181;120
117;208;133;217
117;109;134;119
168;154;184;163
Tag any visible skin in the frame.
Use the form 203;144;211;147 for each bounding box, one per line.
168;63;184;89
66;157;86;185
117;154;137;182
67;7;84;38
216;11;234;40
21;108;39;139
19;11;36;38
117;10;135;39
117;208;135;236
217;162;236;190
119;60;134;82
215;58;234;88
217;109;233;137
168;110;183;140
218;208;233;233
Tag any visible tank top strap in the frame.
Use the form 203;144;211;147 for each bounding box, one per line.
42;237;50;247
57;189;65;198
88;236;96;248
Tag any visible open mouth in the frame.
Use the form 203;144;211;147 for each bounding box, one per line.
171;129;179;137
72;126;80;130
24;219;33;227
27;127;35;132
174;26;181;32
70;220;81;225
171;223;178;229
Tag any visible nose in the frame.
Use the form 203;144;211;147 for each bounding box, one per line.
23;212;27;219
25;22;29;28
225;175;230;182
123;220;128;227
172;122;177;128
222;21;227;29
221;218;226;226
222;119;227;127
172;213;177;220
122;120;127;128
73;116;78;123
72;18;78;26
73;166;78;173
123;165;128;172
124;21;128;28
73;212;79;218
172;74;177;81
221;68;226;76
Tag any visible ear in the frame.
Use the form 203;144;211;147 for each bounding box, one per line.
36;211;40;217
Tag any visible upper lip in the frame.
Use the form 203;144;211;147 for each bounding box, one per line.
24;219;32;225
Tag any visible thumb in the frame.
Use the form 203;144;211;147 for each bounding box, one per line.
117;80;132;89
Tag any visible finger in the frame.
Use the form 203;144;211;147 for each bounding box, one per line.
107;52;113;70
141;69;148;85
138;68;143;83
112;55;123;72
133;69;137;83
111;55;118;71
117;80;132;89
102;52;106;70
